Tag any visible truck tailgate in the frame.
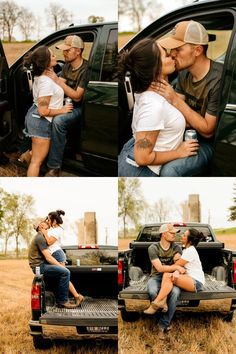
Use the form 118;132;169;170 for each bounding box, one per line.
40;298;117;326
119;275;236;301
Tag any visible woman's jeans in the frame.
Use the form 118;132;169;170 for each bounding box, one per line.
160;141;214;176
147;274;181;330
118;138;158;177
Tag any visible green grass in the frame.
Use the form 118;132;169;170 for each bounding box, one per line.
214;227;236;235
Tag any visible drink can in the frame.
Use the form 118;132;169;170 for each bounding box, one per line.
65;97;72;105
35;266;40;276
184;129;198;141
76;259;80;266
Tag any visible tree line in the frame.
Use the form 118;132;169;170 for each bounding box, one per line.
118;178;236;238
0;187;35;257
0;0;104;42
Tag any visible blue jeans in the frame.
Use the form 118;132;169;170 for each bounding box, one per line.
160;141;214;177
47;107;82;169
24;104;51;139
40;263;70;304
118;138;158;177
147;274;181;330
52;249;67;263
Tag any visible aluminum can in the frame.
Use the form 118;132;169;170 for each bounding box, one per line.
65;97;72;105
76;259;80;266
184;129;198;141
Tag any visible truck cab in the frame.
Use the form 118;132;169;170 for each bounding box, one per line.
119;0;236;176
0;22;118;176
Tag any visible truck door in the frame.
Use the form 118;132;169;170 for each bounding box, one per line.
81;25;118;176
0;41;11;152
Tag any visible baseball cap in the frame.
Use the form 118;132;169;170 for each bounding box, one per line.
159;223;180;234
158;20;209;49
33;217;46;231
56;35;84;50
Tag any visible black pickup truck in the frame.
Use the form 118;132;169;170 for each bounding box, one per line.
119;0;236;176
118;223;236;322
0;21;118;176
29;245;118;349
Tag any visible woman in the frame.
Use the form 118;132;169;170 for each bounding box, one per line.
118;38;199;177
144;228;205;315
41;209;84;307
23;46;73;177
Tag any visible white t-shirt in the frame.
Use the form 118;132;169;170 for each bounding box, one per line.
132;91;185;175
47;226;64;254
181;246;205;284
33;75;64;122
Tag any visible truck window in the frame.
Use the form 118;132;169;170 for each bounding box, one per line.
101;29;118;82
64;248;118;266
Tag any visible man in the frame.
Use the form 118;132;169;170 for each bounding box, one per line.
45;35;88;176
28;218;76;309
157;20;223;176
144;223;185;339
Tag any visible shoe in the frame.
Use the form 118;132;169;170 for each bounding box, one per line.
143;302;160;315
18;150;32;166
75;294;84;306
158;326;172;340
45;168;61;177
151;298;168;312
58;300;77;309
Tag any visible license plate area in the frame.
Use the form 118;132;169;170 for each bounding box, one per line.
86;326;110;333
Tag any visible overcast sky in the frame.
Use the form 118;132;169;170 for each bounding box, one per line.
139;178;236;229
119;0;193;32
0;178;118;246
13;0;118;40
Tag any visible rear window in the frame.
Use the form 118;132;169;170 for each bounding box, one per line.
137;226;213;243
64;248;118;266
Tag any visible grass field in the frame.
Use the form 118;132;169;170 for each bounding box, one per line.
118;233;236;354
0;259;117;353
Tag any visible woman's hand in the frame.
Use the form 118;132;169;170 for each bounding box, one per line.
176;140;199;158
61;103;73;114
171;270;180;281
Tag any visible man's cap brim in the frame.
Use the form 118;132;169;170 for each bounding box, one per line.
158;37;185;49
56;44;71;50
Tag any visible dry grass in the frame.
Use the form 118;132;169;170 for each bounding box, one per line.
0;259;117;353
118;233;236;353
118;34;135;49
3;42;36;66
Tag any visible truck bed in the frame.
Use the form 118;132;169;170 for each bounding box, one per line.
119;274;236;302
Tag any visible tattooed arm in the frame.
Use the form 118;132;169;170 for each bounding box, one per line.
37;96;73;117
134;130;199;166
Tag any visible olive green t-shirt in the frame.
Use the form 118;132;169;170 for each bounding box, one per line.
148;242;182;276
176;60;223;143
28;233;48;270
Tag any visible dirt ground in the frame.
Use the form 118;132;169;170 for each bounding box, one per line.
0;259;117;353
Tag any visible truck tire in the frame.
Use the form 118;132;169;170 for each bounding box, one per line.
222;311;234;322
121;309;140;322
33;335;52;349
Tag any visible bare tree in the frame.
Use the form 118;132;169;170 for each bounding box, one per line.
146;198;176;223
119;0;163;32
18;7;36;41
45;2;71;31
0;0;21;42
88;15;105;23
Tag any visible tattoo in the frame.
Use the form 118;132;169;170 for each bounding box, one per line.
135;136;153;150
39;99;49;107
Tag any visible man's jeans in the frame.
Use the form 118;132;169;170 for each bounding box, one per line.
160;141;214;177
118;138;158;177
147;274;181;330
47;107;82;169
40;263;70;304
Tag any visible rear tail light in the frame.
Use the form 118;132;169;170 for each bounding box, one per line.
118;259;123;285
31;284;41;310
233;260;236;284
78;245;99;249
